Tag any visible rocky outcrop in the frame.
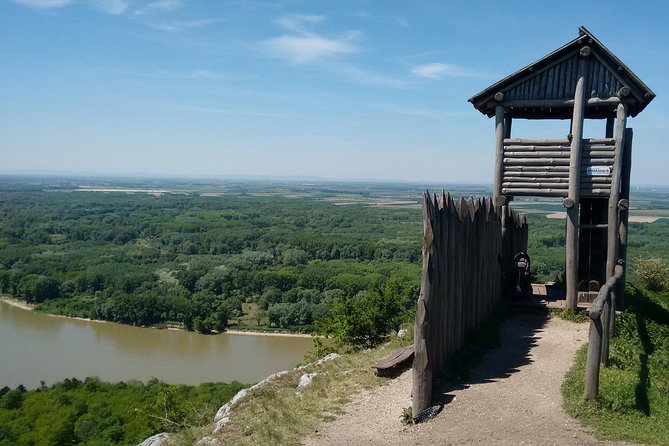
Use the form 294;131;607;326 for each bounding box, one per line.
213;370;290;432
137;432;169;446
213;353;341;432
298;372;318;388
138;352;342;444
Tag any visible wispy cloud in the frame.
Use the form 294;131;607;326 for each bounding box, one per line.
263;32;360;64
130;99;300;119
373;103;476;118
328;63;408;88
275;14;324;33
10;0;129;15
9;0;72;9
262;14;361;64
134;0;182;15
261;14;412;88
90;0;128;15
152;69;252;82
351;12;409;28
411;62;481;79
145;18;221;32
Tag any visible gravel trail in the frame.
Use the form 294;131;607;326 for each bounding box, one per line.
304;314;632;446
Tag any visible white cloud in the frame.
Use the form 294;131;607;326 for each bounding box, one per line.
351;12;409;28
263;32;360;64
134;0;182;15
146;18;221;32
263;14;360;64
9;0;72;9
275;14;324;33
329;63;408;88
90;0;128;15
262;14;409;87
411;62;479;79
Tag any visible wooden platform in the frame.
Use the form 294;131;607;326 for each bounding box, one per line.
503;283;593;313
530;283;567;308
372;345;414;376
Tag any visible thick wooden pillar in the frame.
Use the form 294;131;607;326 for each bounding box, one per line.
493;106;506;208
618;128;633;309
605;116;614;138
606;104;627;280
585;309;604;399
505;116;513;138
565;47;590;311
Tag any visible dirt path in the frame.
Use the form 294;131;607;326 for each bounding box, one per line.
304;314;631;446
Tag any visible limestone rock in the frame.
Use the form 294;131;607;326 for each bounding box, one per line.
137;432;169;446
298;372;318;388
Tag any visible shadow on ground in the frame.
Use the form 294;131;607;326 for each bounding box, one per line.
432;312;548;405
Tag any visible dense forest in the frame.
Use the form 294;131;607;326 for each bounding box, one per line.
0;377;246;445
0;179;423;333
2;178;669;445
2;178;668;334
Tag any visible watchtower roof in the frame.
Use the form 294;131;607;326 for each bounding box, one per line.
468;27;655;119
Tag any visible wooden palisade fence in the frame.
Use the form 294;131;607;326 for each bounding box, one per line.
412;191;528;415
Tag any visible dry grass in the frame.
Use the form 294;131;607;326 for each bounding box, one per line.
169;337;410;446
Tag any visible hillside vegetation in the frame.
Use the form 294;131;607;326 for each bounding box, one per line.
2;178;669;445
0;378;246;446
563;281;669;445
0;180;422;333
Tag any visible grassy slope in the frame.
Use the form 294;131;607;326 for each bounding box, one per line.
175;340;407;445
562;284;669;445
176;309;507;446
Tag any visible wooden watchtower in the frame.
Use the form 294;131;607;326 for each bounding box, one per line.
469;27;655;310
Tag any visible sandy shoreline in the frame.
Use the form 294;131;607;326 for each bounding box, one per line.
1;297;314;338
0;296;35;311
224;329;314;338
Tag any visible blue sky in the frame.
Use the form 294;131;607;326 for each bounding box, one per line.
1;0;667;184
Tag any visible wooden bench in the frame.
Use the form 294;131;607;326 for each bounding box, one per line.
372;345;414;376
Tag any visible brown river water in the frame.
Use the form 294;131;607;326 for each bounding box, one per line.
0;300;313;389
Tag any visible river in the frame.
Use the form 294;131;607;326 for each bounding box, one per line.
0;300;314;389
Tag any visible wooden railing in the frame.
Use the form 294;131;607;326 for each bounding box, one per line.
584;262;624;400
412;192;528;415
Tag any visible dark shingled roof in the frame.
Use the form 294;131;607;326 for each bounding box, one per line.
468;27;655;119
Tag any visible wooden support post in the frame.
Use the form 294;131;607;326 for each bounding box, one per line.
618;129;633;309
604;289;616;365
413;193;436;416
585;316;603;400
601;297;610;366
505;116;513;139
606;104;627;280
494;106;506;208
501;204;509;296
565;49;590;312
605;116;614;138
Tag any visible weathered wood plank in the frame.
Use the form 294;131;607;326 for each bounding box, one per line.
413;191;528;414
373;345;415;376
566;52;591;311
502;182;569;189
504;158;571;165
618;128;633;309
493;106;506;206
606;104;627;280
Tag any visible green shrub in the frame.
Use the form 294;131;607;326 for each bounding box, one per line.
632;257;667;291
401;406;413;425
318;278;417;348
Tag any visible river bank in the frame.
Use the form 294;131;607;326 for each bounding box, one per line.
225;329;313;338
1;296;34;311
0;296;313;338
0;298;314;388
